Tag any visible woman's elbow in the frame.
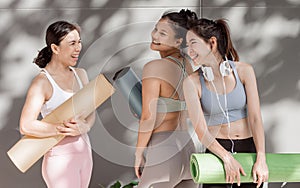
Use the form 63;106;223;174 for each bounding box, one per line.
140;111;154;122
19;120;32;135
248;113;260;124
19;124;27;135
139;117;156;132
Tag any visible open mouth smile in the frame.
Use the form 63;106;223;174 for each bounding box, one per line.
152;41;161;45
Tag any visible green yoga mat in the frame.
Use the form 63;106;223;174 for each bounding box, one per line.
190;153;300;183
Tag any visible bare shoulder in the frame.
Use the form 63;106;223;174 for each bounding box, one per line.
183;71;202;99
142;59;167;79
73;67;88;77
73;67;89;84
234;61;256;82
74;67;87;75
235;61;254;72
28;73;51;98
143;59;163;71
32;73;50;89
183;71;200;87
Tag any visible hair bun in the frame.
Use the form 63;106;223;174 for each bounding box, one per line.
179;9;198;21
33;46;52;68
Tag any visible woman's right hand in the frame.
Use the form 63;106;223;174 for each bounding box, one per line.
134;154;145;179
223;153;246;186
56;114;90;136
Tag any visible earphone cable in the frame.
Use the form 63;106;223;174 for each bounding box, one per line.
221;76;235;153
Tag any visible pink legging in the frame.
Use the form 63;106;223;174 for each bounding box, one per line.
42;151;93;188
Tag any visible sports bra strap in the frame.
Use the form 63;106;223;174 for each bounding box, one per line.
41;68;57;87
69;67;83;89
166;56;185;70
165;56;186;99
41;67;83;90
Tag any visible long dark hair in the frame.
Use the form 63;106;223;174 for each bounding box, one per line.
33;21;81;68
161;9;198;48
189;18;239;61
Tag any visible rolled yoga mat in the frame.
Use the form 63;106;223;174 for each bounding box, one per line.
190;153;300;183
7;74;115;173
113;67;142;118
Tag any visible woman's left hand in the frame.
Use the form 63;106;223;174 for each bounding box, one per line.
56;114;90;136
252;159;269;187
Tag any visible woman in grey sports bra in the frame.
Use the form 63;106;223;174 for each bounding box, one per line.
183;18;268;188
134;9;198;188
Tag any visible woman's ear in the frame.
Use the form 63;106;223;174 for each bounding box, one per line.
175;38;183;48
209;36;218;52
50;43;60;55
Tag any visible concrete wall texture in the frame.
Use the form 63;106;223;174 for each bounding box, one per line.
0;0;299;187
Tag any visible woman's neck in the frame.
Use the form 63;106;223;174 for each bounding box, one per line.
159;48;181;59
46;60;71;75
202;53;224;77
203;52;223;66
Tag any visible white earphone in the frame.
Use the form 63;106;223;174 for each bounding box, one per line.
200;58;232;82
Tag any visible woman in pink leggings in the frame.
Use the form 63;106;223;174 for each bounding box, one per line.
19;21;94;188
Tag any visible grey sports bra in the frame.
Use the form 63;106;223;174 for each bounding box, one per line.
199;61;247;126
156;56;187;113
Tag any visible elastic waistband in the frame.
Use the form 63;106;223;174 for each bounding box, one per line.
206;137;256;153
216;137;253;142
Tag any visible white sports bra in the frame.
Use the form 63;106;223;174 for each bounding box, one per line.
40;67;83;118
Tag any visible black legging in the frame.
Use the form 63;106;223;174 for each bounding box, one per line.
203;137;263;188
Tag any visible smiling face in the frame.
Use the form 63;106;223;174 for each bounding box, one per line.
55;29;82;66
150;18;182;52
186;30;211;66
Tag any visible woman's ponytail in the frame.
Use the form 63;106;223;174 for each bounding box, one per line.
215;19;239;61
33;46;52;68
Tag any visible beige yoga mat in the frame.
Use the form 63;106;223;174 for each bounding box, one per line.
7;74;115;173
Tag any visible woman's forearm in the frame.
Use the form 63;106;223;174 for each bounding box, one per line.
253;132;266;162
135;118;155;156
249;117;266;161
20;120;60;137
135;131;152;157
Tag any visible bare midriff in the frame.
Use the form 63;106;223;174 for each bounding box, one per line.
152;111;186;133
208;118;252;139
